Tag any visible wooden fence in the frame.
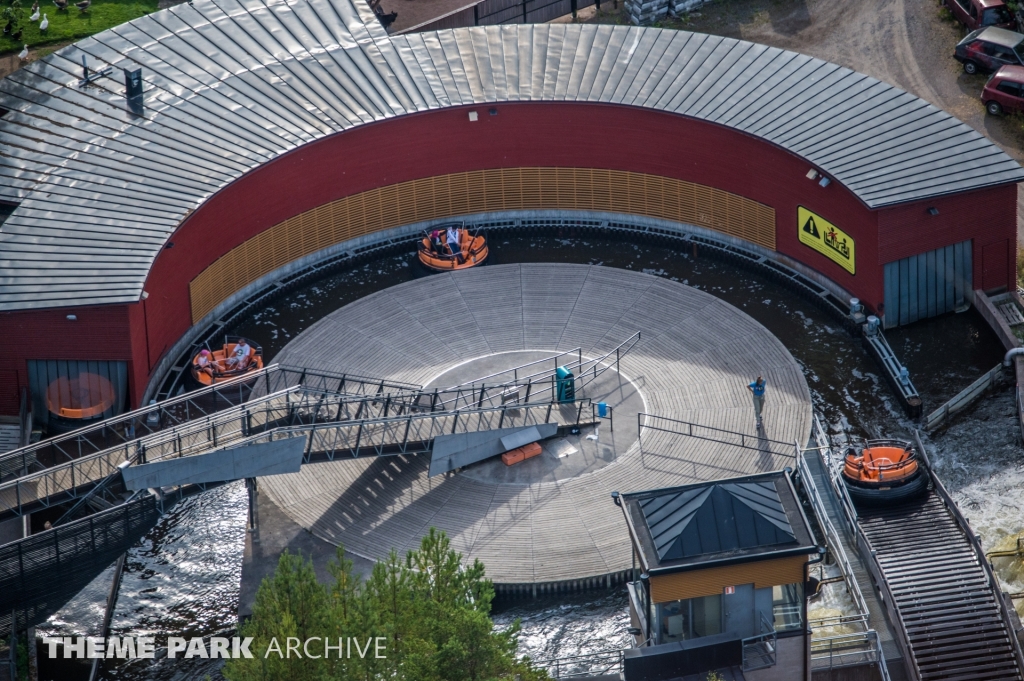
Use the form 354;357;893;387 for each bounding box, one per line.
923;363;1005;432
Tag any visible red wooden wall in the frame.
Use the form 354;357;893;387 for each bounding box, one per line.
0;102;1016;416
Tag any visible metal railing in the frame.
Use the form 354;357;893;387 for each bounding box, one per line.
637;413;796;456
533;649;625;679
0;384;594;519
221;398;593;462
741;612;777;671
796;437;870;632
811;631;890;675
430;332;641;413
0;364;420;481
913;431;1024;677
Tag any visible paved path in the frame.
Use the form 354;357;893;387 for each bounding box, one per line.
261;264;812;584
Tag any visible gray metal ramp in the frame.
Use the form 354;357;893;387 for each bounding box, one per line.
429;423;557;477
859;493;1023;681
803;451;907;678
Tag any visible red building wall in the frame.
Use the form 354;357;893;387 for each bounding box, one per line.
0;305;136;414
877;184;1018;292
0;102;1016;416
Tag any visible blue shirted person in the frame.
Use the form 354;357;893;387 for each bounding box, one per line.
748;375;766;428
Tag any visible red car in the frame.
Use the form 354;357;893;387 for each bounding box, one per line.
982;64;1024;113
946;0;1015;31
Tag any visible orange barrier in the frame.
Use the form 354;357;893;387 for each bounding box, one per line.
501;442;543;466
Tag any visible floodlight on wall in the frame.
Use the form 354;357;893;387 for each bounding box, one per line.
66;314;77;321
818;177;830;187
141;291;149;300
467;111;478;122
806;169;819;180
928;207;939;216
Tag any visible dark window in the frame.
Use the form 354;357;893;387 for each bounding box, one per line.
0;201;17;229
970;2;979;18
997;80;1023;96
956;0;971;11
982;5;1013;24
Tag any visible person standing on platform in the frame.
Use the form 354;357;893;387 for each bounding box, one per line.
748;375;767;427
446;225;463;264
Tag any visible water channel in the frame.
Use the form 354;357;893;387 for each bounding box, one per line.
36;232;1024;680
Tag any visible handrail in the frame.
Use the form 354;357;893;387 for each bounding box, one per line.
532;649;625;679
816;418;918;681
796;442;870;631
638;412;795;455
0;364;421;477
913;430;1024;677
151;397;594;464
811;630;890;678
433;332;642;413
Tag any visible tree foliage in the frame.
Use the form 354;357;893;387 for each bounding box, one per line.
223;528;547;681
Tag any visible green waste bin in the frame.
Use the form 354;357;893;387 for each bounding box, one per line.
556;366;575;403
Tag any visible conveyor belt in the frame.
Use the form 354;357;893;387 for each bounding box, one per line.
859;492;1023;681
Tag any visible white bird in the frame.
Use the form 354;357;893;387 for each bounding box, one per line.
39;13;47;30
18;44;28;60
29;7;39;20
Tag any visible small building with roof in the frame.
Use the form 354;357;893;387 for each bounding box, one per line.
613;470;822;680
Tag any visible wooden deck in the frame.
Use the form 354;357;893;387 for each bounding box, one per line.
261;264;813;585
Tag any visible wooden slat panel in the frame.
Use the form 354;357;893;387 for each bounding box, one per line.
189;168;778;323
650;554;808;603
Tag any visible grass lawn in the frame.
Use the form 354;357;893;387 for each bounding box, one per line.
0;0;157;54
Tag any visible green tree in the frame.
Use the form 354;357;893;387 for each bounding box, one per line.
223;529;547;681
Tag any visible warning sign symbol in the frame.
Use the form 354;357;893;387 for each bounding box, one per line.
802;216;820;239
797;206;855;275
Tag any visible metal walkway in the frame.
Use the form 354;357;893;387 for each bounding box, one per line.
817;430;1024;681
859;493;1023;681
0;334;638;522
800;444;903;679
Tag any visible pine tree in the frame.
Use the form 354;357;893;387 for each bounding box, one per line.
223;529;548;681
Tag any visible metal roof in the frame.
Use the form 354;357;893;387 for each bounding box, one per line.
639;481;797;562
0;0;1021;311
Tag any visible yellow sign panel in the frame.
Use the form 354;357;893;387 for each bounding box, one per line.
798;207;855;275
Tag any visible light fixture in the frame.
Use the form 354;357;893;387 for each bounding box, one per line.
467;111;478;122
818;177;830;188
928;207;939;216
806;169;819;180
66;314;77;321
141;291;149;300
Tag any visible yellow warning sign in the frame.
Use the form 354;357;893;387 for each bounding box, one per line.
798;207;855;275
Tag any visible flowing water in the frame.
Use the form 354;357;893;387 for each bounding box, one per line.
35;233;1024;679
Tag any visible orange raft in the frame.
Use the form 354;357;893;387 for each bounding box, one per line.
841;439;926;505
46;372;117;421
190;339;264;386
417;226;488;271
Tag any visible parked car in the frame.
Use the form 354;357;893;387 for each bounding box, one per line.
955;26;1024;74
982;64;1024;113
946;0;1015;31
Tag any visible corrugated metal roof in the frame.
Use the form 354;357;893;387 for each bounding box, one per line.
1;0;1021;311
639;481;796;562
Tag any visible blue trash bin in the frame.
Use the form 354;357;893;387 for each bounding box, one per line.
597;402;608;418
